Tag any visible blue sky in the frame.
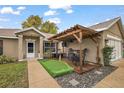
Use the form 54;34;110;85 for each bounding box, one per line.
0;5;124;32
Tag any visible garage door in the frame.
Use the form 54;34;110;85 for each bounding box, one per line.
107;38;122;61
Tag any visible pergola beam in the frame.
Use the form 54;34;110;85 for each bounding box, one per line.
73;33;81;43
50;29;96;41
54;30;82;40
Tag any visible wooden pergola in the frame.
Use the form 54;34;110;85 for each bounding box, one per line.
49;24;101;73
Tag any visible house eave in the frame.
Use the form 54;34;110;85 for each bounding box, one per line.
0;36;18;39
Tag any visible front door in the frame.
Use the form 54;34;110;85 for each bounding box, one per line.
27;41;35;58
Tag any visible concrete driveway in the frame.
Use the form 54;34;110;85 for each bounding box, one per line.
95;59;124;88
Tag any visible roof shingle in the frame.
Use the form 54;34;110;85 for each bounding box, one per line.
0;28;54;39
89;17;120;32
0;29;20;37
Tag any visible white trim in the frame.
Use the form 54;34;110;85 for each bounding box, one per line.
15;27;45;37
106;17;120;30
107;34;121;41
0;36;18;39
95;28;108;32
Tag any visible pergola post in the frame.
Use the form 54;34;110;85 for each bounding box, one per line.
79;32;83;71
96;41;100;64
73;31;83;72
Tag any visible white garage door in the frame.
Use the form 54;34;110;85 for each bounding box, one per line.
107;37;122;61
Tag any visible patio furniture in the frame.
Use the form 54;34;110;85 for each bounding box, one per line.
52;52;66;59
67;48;88;66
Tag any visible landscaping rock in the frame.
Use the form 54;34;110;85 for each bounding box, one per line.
55;66;117;88
95;71;103;75
69;79;79;86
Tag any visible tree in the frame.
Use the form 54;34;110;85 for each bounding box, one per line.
41;21;58;34
22;15;42;29
22;15;58;34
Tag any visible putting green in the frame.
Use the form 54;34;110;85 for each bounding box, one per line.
39;59;73;77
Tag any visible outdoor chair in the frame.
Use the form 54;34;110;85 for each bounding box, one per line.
68;48;88;65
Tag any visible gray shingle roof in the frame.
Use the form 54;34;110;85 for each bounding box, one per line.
0;29;20;37
0;28;54;39
89;17;121;32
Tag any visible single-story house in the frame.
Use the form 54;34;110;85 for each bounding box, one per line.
49;17;124;65
0;17;123;65
0;27;56;61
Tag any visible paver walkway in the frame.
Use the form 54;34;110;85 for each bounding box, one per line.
28;59;60;88
95;59;124;88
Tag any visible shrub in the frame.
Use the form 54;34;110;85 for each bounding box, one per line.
44;49;52;58
102;46;113;66
0;55;16;64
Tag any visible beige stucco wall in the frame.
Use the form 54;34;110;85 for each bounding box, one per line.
64;38;97;63
103;23;122;40
2;38;18;59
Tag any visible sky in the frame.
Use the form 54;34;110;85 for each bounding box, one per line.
0;5;124;32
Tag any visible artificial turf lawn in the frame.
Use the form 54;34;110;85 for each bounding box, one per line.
0;62;28;88
39;59;73;77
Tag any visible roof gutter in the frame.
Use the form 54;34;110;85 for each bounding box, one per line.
0;36;18;39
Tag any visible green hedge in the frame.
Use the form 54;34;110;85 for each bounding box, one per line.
102;46;113;66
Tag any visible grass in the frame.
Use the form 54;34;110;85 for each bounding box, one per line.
0;61;28;88
39;59;73;77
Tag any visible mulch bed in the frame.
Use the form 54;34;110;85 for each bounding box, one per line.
55;66;117;88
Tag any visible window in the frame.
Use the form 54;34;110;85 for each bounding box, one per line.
44;41;56;53
0;40;3;55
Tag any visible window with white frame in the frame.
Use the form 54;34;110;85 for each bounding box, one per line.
44;41;56;53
